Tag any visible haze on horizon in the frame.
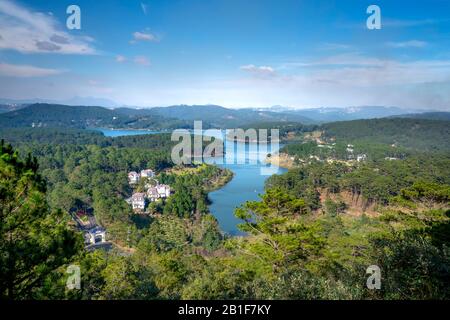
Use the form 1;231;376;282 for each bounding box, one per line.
0;0;449;111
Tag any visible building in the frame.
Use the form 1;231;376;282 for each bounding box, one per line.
156;184;171;198
128;171;140;184
85;227;106;245
141;169;155;179
147;184;171;202
131;192;146;211
147;187;160;202
357;154;367;162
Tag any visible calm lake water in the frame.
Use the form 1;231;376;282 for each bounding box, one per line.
98;128;286;236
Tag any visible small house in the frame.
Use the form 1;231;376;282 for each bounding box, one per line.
141;169;155;179
357;154;367;162
147;187;160;202
85;227;106;245
128;171;140;184
156;184;171;198
131;192;146;211
147;184;171;202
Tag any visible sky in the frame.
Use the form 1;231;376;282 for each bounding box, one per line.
0;0;449;110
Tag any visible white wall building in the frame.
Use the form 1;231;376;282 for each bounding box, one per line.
85;227;106;245
141;169;155;179
128;171;140;184
156;184;171;198
131;193;146;211
147;184;171;202
357;154;367;162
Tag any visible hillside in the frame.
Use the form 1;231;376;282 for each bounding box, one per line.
390;112;450;121
0;103;122;128
149;105;315;127
0;104;28;114
283;106;431;123
0;103;191;130
321;118;450;152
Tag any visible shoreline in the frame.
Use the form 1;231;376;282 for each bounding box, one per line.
264;152;296;169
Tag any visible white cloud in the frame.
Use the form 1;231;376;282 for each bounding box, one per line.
277;53;450;87
0;62;63;77
0;0;96;54
386;40;428;48
240;64;276;77
134;56;150;66
132;31;158;42
116;55;127;63
141;3;149;15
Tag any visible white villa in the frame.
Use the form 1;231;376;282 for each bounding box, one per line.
141;169;155;179
147;184;171;202
357;154;368;162
131;192;146;211
157;184;171;198
128;171;140;184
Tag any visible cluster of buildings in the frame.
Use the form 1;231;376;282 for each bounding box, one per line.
127;169;172;212
128;169;156;184
346;144;367;162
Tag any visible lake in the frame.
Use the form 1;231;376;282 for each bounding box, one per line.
98;128;287;236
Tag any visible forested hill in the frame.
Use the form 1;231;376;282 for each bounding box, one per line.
149;105;315;127
0;103;191;130
0;103;315;129
390;112;450;121
322;118;450;152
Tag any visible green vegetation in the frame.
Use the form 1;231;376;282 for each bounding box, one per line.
322;118;450;152
1;116;449;300
0;104;192;130
0;141;82;299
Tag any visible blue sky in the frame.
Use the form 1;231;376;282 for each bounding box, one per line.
0;0;449;109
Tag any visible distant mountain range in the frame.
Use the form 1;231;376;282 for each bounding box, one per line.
262;106;439;122
0;96;120;109
0;102;448;130
147;104;315;127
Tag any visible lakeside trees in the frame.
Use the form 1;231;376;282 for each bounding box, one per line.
0;118;449;300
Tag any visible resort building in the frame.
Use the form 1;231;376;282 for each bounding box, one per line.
131;192;146;211
147;184;171;202
357;154;368;162
141;169;155;179
128;171;140;184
